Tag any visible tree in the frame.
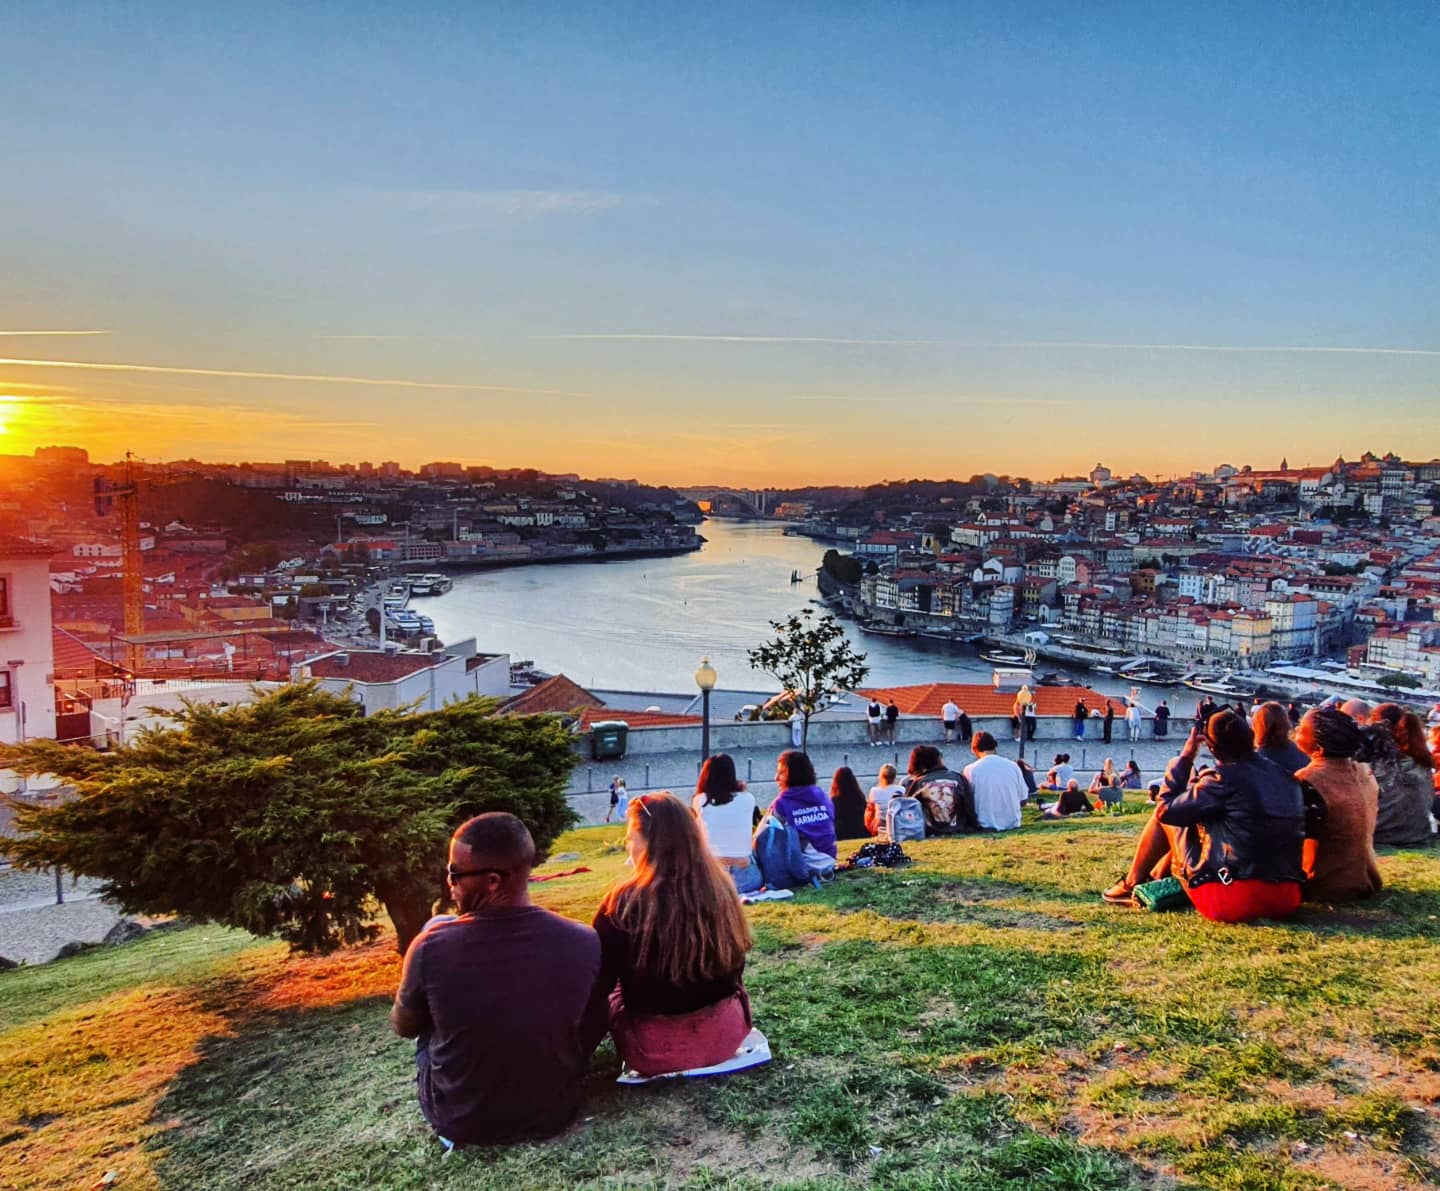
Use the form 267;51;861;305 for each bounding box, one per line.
1377;672;1421;690
820;549;862;586
0;684;577;955
748;610;869;750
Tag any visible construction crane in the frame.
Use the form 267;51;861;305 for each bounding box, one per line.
93;453;144;673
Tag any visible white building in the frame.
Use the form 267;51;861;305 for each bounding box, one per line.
0;536;57;745
297;642;511;715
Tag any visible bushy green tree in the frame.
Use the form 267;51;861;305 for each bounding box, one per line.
1;684;577;954
748;610;869;750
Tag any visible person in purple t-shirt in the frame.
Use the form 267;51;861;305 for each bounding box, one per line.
768;750;837;874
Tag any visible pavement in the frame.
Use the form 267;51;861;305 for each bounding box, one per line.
566;727;1192;825
0;867;119;966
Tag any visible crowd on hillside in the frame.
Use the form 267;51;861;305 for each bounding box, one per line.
390;697;1438;1149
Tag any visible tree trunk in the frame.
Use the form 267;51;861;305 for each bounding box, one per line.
376;880;436;955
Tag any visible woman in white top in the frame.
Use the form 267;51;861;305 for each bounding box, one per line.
865;763;902;836
692;753;760;892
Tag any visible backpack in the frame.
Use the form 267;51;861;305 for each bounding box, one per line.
841;842;913;870
885;795;926;843
753;813;812;890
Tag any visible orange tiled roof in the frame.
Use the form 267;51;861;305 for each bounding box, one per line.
577;708;702;730
501;673;606;716
858;682;1115;718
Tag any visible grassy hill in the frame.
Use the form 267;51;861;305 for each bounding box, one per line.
2;817;1438;1190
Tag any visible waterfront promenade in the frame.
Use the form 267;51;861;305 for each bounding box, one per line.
565;717;1190;823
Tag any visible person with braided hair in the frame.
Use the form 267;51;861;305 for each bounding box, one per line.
1294;708;1383;902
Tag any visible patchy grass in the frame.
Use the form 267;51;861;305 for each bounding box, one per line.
2;824;1439;1189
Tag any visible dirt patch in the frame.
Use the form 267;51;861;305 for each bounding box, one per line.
661;1118;839;1183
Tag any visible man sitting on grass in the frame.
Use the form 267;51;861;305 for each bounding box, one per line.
391;812;604;1146
962;732;1027;831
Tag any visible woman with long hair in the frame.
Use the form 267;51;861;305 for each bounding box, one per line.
1253;701;1308;775
1118;759;1143;791
1294;708;1383;901
1368;703;1436;847
595;793;755;1077
692;753;760;893
829;766;869;841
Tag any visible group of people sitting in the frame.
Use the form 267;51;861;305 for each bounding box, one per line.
1101;699;1438;923
1038;754;1146;817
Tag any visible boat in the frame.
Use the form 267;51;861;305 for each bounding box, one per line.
408;572;452;595
1182;671;1261;698
789;569;802;583
858;622;918;639
918;629;961;643
980;648;1028;665
1037;671;1085;687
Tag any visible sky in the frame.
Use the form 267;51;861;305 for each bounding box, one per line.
1;2;1437;485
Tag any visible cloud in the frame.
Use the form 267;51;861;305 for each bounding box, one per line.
0;329;109;337
379;188;631;220
0;356;587;396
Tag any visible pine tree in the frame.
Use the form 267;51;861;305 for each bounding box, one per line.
0;684;577;953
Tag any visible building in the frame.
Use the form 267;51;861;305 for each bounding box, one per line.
0;536;58;745
298;642;511;715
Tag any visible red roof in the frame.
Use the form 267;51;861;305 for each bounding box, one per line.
577;708;702;730
52;626;114;678
501;673;605;716
858;681;1114;718
308;650;449;683
0;535;53;558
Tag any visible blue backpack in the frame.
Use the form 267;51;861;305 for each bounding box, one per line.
753;813;813;890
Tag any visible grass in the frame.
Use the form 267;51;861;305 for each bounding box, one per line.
2;817;1439;1189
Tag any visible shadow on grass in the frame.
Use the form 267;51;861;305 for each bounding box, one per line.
144;931;1150;1190
814;869;1088;930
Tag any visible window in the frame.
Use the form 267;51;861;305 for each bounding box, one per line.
0;670;10;710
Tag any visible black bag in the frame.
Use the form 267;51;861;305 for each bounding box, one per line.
840;842;913;870
1299;779;1327;840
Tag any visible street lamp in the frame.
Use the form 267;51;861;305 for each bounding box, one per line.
1013;684;1033;765
694;656;718;761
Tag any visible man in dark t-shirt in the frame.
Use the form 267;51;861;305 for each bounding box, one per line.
391;813;604;1145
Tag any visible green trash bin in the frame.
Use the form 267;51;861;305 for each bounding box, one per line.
590;720;629;760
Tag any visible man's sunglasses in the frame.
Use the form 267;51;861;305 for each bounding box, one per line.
445;865;508;883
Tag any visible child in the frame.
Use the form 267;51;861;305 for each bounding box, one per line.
606;776;628;823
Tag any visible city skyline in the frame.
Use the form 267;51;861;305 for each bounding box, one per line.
2;5;1437;482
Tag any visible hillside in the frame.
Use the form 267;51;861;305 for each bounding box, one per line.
2;818;1438;1190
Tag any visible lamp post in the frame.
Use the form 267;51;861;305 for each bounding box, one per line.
694;656;718;762
1013;684;1033;766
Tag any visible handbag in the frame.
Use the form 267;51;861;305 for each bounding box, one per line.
1132;876;1190;912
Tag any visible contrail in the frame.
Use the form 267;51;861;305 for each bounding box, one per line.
0;330;110;337
541;333;1440;357
0;356;587;395
540;333;937;345
998;341;1440;357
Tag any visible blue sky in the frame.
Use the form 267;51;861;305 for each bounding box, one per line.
1;3;1436;481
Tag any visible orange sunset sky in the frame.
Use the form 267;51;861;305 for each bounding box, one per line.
2;8;1437;485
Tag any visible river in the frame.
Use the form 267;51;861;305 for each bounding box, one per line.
421;518;1169;699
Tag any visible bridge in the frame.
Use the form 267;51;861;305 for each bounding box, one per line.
673;487;771;516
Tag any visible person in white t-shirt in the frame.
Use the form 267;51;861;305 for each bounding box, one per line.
865;763;903;836
866;699;884;747
940;699;961;743
961;732;1027;831
691;753;760;893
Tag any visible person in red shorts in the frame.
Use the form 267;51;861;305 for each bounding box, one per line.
1102;711;1305;923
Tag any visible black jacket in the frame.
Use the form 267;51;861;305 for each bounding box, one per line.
904;767;979;835
1158;753;1305;889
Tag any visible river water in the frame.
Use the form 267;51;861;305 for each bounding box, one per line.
422;518;1161;699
